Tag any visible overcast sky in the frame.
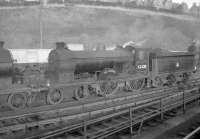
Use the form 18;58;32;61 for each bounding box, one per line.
173;0;200;7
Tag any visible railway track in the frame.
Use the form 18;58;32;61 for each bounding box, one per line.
1;76;199;118
183;126;200;139
23;87;199;139
0;78;199;139
0;79;199;139
0;87;177;138
156;105;200;139
0;75;150;112
169;112;200;139
0;86;170;120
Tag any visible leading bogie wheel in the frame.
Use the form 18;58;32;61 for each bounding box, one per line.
74;85;88;100
47;88;64;105
8;92;28;110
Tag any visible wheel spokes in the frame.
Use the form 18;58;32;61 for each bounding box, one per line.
8;93;27;110
127;79;145;91
47;89;63;105
100;81;118;96
74;86;87;100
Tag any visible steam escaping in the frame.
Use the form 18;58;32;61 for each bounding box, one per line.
122;40;147;48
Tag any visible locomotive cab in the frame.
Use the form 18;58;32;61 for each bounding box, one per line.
135;48;149;75
123;44;149;75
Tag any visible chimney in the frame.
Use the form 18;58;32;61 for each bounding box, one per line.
56;42;65;49
0;41;4;48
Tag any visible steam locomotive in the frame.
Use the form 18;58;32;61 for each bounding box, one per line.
0;41;197;110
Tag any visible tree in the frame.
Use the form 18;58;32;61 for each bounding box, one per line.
180;2;188;13
143;0;153;7
190;2;198;16
152;0;165;10
174;2;188;13
163;0;172;10
136;0;144;7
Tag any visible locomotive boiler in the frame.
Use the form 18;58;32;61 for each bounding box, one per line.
47;42;149;101
48;42;135;82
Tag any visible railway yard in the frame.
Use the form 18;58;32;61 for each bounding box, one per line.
0;43;200;139
0;76;200;139
1;2;200;139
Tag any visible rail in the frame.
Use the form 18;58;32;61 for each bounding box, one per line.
0;87;178;137
23;87;200;139
0;78;199;139
183;126;200;139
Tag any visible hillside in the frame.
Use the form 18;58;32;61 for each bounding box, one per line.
0;5;200;50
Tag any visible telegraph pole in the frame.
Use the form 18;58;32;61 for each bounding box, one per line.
198;4;200;18
39;0;43;49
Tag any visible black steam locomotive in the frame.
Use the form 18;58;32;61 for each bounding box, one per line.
0;41;197;110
